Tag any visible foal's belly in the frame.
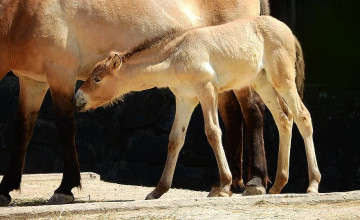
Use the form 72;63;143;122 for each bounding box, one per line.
216;61;262;93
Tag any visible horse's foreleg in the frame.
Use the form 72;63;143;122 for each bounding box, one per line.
46;71;80;205
215;91;244;195
234;87;268;195
0;77;48;206
252;74;294;194
197;82;232;197
146;96;198;200
0;71;7;81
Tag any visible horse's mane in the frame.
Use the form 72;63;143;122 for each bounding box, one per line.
123;29;185;61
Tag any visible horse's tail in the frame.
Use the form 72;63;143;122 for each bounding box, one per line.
260;0;270;15
294;36;305;99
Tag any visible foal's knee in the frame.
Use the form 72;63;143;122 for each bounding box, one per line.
278;111;293;134
168;133;185;152
296;109;313;137
205;125;222;147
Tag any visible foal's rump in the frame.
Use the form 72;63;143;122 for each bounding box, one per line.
254;16;305;98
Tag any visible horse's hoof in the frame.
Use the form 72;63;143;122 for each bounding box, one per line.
242;177;266;196
207;186;221;197
0;194;11;206
243;185;266;196
145;190;163;200
145;193;157;200
47;193;74;205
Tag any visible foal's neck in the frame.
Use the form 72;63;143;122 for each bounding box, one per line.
122;60;172;91
121;31;187;89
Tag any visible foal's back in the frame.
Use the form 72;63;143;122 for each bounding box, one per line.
173;16;296;92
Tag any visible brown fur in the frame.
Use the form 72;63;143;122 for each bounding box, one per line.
123;30;183;61
295;36;305;99
0;0;264;204
219;0;271;193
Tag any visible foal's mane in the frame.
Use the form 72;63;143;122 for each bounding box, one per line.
123;29;185;61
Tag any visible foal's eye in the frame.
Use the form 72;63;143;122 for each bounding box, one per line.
94;76;101;83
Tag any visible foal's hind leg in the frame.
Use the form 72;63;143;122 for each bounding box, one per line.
252;73;294;194
0;77;48;206
146;96;198;200
275;84;321;193
234;87;268;196
197;82;232;197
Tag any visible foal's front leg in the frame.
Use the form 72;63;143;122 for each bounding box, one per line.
197;82;232;197
145;96;198;200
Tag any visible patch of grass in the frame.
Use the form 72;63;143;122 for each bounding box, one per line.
10;198;48;207
254;199;269;205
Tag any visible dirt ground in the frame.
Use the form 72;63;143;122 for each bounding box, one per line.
1;173;359;219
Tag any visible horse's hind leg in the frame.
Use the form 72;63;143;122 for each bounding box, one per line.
234;87;268;196
0;77;48;206
197;82;232;197
275;82;321;193
252;73;294;194
146;95;198;200
216;91;244;193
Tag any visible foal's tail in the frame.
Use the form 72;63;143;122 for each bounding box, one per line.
260;0;270;15
294;36;305;99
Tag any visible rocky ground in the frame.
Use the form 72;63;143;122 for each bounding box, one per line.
0;173;359;219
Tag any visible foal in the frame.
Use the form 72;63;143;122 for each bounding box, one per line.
74;15;321;198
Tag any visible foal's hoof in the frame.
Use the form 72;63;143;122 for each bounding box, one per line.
306;180;319;193
207;186;232;197
47;193;74;205
208;186;221;197
269;186;281;194
0;194;11;206
306;186;319;194
242;177;266;196
218;191;231;197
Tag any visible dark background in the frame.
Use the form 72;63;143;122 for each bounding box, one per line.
1;0;359;194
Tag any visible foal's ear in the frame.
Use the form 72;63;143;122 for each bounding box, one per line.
111;54;123;70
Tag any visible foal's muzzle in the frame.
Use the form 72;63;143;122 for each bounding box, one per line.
73;90;87;112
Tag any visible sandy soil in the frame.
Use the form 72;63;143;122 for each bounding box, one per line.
1;173;359;219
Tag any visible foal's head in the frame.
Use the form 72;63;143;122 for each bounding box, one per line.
74;52;124;112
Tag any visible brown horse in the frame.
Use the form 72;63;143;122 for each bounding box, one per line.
0;0;269;205
74;15;321;198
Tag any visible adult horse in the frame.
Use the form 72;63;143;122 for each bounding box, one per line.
0;0;269;205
